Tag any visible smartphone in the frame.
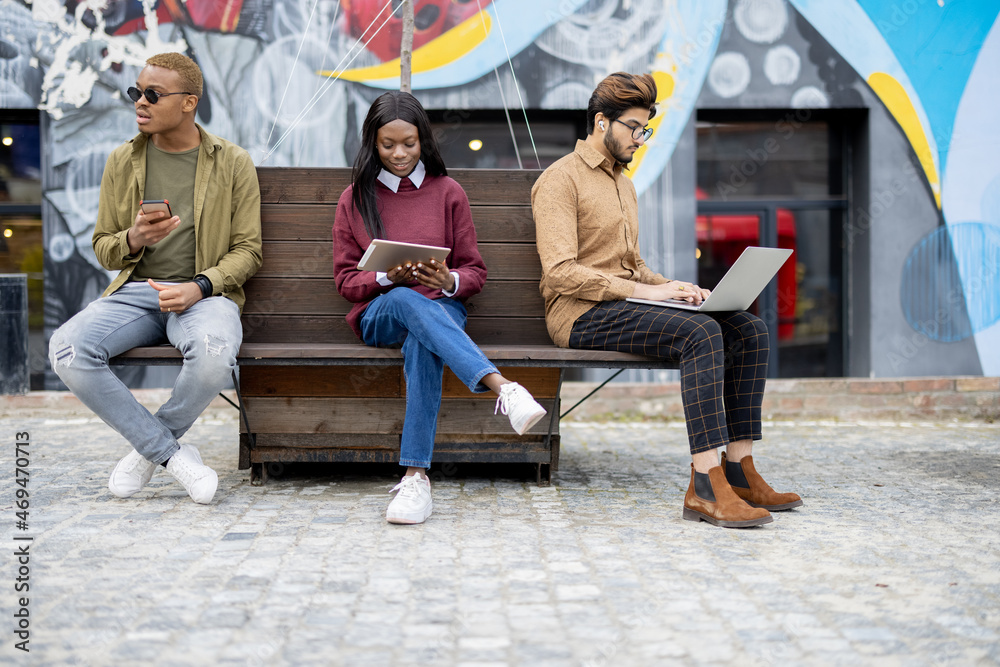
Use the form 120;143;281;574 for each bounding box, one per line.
140;199;172;218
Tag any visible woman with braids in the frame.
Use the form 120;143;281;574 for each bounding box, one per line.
333;91;547;525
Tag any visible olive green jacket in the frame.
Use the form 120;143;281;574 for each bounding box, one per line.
92;125;262;312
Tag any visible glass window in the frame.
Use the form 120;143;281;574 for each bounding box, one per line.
695;112;848;377
428;110;585;170
0;122;41;204
1;115;43;388
697;119;840;199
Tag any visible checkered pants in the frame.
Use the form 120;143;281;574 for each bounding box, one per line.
569;301;769;454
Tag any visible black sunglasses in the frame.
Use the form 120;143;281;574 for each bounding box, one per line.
127;86;192;105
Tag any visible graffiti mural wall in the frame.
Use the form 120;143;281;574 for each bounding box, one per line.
0;0;997;380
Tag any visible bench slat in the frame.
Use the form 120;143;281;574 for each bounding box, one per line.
239;315;553;346
256;241;541;280
247;439;555;464
236;343;664;364
239;396;551;435
242;365;404;397
259;168;542;206
241;278;546;317
114;342;666;366
241;365;560;398
261;204;535;242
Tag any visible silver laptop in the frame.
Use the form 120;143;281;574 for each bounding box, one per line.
626;246;793;312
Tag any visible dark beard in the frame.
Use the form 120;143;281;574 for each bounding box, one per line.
603;131;634;165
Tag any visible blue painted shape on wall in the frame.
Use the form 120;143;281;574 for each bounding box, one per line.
856;0;997;176
902;222;1000;342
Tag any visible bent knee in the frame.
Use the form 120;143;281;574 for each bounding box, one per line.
691;316;724;340
198;333;238;362
185;341;237;388
49;333;77;375
383;287;432;316
48;328;93;375
732;312;769;341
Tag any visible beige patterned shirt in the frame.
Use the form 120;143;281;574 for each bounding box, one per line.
531;140;669;346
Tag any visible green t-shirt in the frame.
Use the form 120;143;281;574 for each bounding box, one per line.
132;142;198;283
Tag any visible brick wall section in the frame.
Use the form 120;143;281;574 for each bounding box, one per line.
559;377;1000;423
3;379;998;422
0;389;239;419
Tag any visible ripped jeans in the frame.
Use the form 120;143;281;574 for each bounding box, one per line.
49;282;242;465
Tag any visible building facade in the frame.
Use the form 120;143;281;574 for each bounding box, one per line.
0;0;997;386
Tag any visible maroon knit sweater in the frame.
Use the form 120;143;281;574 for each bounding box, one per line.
333;174;488;339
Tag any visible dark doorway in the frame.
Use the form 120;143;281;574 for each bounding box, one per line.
696;110;852;377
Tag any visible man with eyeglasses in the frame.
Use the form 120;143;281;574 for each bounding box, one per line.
49;52;262;505
531;72;801;528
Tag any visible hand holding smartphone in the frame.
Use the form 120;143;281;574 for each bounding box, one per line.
129;199;179;253
140;199;172;219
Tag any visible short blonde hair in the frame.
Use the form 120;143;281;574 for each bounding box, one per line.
145;52;203;98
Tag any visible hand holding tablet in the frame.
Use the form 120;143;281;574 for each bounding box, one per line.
357;239;451;272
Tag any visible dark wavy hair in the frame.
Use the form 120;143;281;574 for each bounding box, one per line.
586;72;657;135
351;91;447;240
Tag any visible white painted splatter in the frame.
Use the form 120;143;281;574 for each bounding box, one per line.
34;0;188;119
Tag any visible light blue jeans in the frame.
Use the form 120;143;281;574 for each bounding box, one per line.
49;282;242;464
360;288;497;469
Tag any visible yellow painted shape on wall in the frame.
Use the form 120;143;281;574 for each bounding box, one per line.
868;71;941;207
628;69;674;177
318;12;491;82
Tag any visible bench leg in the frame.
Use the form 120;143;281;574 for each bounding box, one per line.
536;369;564;487
536;462;551;485
233;369;257;471
250;462;268;486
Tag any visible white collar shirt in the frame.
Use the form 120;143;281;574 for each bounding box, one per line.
377;160;426;192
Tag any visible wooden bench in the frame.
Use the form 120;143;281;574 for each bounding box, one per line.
115;167;676;484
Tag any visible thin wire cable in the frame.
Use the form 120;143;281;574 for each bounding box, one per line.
474;0;522;169
263;0;322;153
260;2;395;163
259;0;404;164
487;0;540;167
317;0;344;78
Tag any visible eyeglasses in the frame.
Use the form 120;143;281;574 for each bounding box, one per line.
614;119;654;142
127;86;192;105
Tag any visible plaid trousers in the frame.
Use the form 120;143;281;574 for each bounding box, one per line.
569;301;769;454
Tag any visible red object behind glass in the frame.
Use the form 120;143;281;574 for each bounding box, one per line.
695;188;797;340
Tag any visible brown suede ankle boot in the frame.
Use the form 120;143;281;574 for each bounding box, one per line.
721;453;803;511
683;465;772;528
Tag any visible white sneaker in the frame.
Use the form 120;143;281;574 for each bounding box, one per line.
495;382;547;435
108;449;158;498
165;444;218;504
386;472;432;524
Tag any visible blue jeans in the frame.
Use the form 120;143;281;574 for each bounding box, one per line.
360;288;497;468
49;282;242;464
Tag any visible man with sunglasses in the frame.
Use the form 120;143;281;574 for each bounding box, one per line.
531;72;801;528
49;52;262;505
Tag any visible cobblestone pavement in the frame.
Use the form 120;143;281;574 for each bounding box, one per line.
1;410;998;666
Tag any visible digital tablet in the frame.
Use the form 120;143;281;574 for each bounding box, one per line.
357;239;451;272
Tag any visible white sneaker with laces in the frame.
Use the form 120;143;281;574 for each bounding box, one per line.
165;444;218;504
386;472;433;524
108;449;158;498
495;382;547;436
